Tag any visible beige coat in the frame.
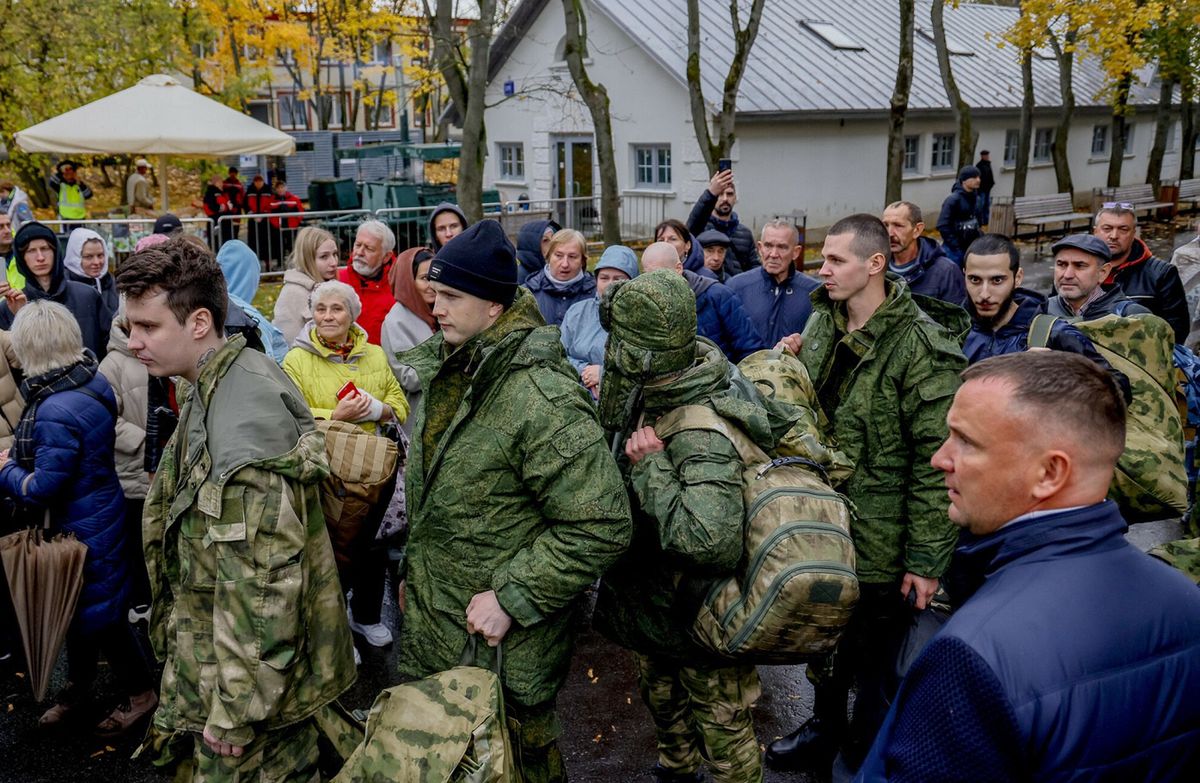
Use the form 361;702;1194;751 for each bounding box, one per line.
98;318;149;500
0;331;23;452
272;268;318;347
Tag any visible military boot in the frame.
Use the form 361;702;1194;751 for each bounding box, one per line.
763;685;848;771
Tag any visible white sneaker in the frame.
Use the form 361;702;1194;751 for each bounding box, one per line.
128;604;151;624
347;607;393;647
353;645;362;666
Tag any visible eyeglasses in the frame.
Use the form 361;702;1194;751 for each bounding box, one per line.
1101;201;1135;210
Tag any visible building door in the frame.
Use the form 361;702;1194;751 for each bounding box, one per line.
553;137;596;233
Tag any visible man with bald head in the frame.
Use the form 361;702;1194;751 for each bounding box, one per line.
641;241;765;362
856;351;1200;781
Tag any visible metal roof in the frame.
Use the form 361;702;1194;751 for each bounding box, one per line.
493;0;1161;116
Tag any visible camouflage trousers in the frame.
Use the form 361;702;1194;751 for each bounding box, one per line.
634;653;763;783
508;699;567;783
179;720;321;783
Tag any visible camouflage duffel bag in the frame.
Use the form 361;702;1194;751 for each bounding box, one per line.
654;404;859;664
1030;312;1187;523
316;420;399;578
333;639;516;783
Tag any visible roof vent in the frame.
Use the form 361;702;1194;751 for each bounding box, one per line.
799;20;866;51
916;26;975;56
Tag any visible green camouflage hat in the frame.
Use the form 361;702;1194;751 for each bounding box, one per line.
599;270;697;430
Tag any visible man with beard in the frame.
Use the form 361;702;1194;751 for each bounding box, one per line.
881;201;966;307
338;220;396;344
1093;203;1189;343
687;169;758;273
961;235;1130;401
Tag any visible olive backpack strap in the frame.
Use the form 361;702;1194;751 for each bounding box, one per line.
1028;314;1062;350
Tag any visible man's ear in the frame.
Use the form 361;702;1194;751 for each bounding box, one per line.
188;307;215;340
1014;267;1024;288
867;252;888;276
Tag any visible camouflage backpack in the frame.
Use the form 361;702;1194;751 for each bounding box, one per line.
333;640;516;783
315;420;400;579
654;402;858;664
1029;311;1187;523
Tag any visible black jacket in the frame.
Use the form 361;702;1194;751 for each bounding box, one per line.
977;159;995;194
936;183;983;262
687;189;758;273
0;249;111;359
1108;238;1190;344
1047;284;1151;322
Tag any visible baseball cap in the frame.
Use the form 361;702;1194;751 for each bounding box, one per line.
153;213;184;235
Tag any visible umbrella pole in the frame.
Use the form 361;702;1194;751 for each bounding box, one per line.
158;153;169;211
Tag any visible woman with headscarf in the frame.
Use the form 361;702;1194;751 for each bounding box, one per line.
0;300;156;734
274;226;341;347
63;228;119;316
381;247;437;434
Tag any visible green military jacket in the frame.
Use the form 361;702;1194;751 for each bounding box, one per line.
397;289;631;708
800;276;965;584
144;335;356;748
595;340;797;662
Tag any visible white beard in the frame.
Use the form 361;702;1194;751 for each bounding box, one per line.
352;256;380;277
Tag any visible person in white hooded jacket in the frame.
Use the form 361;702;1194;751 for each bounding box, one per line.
63;227;119;316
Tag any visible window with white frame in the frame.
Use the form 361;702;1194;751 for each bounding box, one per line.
1123;124;1135;155
931;133;955;171
903;135;920;173
1033;127;1054;162
1091;124;1109;156
1003;129;1019;165
277;92;307;130
634;145;672;188
498;143;525;180
315;93;345;129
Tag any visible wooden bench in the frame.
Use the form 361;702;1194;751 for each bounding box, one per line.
1012;193;1093;251
1097;183;1174;220
1178;178;1200;212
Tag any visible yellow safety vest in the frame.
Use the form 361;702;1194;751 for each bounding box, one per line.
4;256;24;290
58;183;87;220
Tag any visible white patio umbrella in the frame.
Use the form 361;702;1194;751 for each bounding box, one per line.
14;74;295;210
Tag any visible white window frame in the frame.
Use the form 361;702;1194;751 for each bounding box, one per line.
1091;124;1109;157
1003;129;1019;166
930;133;956;171
497;143;525;181
1033;127;1055;163
276;91;308;131
902;134;921;173
633;144;672;189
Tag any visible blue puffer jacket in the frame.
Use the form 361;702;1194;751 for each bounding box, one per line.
0;373;128;635
524;268;596;327
727;266;821;345
683;270;766;362
891;236;967;307
560;297;606;373
857;501;1200;782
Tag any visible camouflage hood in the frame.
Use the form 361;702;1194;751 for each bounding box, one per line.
599;270;699;431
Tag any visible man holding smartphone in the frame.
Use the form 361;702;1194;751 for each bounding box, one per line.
687;165;760;273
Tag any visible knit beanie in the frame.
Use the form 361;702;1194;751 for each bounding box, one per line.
958;165;982;182
428;219;518;307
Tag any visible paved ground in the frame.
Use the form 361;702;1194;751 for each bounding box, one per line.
1;223;1195;781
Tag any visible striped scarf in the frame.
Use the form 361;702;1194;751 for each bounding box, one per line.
13;353;98;471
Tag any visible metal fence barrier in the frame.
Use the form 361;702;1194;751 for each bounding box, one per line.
40;216;215;261
215;209;374;271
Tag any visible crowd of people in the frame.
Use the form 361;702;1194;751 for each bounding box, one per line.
0;160;1198;783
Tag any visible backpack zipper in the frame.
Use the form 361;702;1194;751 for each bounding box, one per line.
726;560;858;652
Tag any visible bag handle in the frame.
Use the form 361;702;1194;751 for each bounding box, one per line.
1028;314;1061;350
652;404;770;467
460;633;504;676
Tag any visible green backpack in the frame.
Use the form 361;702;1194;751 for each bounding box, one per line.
333;642;516;783
1029;311;1187;523
654;403;858;664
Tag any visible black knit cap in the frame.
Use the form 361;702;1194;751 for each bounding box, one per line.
13;221;57;257
428;219;518;307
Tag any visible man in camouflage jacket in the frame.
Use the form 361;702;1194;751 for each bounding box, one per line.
396;221;631;783
118;239;356;782
595;270;800;783
766;215;965;774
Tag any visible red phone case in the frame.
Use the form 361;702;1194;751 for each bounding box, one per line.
336;381;358;400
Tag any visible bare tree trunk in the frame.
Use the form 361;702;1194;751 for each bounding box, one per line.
931;0;977;170
426;0;495;221
1182;77;1197;180
561;0;620;244
685;0;767;173
1049;30;1075;195
1146;77;1175;186
1107;71;1133;187
885;0;916;205
1012;44;1034;197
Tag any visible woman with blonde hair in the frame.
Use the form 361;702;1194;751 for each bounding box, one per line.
523;227;595;326
0;300;155;734
273;226;340;346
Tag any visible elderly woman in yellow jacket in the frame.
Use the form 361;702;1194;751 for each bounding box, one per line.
283;280;407;661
